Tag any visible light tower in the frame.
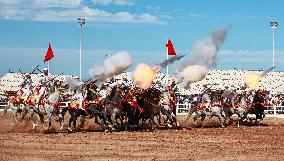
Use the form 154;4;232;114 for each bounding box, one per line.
78;17;86;81
270;21;278;72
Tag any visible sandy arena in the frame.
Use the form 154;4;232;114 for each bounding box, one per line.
0;111;283;161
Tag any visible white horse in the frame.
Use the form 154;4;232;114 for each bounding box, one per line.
160;91;181;129
31;82;65;131
222;94;249;127
2;100;32;123
2;93;34;123
185;102;226;127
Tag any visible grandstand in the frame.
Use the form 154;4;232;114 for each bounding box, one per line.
1;70;284;95
0;72;76;95
186;70;284;94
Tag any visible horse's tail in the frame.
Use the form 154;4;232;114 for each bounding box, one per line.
185;105;196;121
1;102;9;116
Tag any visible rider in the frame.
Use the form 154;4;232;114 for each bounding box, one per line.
20;73;33;103
167;81;177;110
251;90;266;115
35;68;53;109
202;94;211;111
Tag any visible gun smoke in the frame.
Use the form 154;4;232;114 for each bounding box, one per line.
88;51;132;82
177;28;228;89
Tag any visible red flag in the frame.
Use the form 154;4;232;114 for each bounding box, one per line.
166;39;176;55
44;43;54;62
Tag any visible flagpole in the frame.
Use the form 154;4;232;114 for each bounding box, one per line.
166;38;169;85
166;50;169;85
48;60;50;76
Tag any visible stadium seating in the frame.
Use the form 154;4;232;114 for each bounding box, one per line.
1;70;284;95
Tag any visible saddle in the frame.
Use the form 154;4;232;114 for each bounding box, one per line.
196;103;207;111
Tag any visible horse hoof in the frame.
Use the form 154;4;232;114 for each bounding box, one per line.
165;123;172;128
177;126;183;130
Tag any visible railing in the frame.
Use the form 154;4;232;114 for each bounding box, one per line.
1;101;284;117
0;101;70;111
175;103;284;116
0;102;7;110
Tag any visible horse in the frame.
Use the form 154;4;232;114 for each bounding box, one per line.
160;91;181;129
246;90;266;125
185;101;226;128
234;93;250;127
119;87;145;130
66;81;112;132
140;88;163;130
221;94;248;127
30;81;66;131
2;90;34;123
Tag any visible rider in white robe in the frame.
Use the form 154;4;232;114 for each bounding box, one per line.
35;68;53;107
20;73;33;102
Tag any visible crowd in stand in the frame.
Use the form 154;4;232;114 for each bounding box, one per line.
1;70;284;106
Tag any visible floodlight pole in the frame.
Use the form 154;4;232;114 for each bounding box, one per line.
78;17;86;81
270;21;278;72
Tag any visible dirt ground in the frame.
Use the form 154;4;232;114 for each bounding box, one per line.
0;112;283;161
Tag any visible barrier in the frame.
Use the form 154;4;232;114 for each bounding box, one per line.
1;101;284;118
0;102;7;110
175;103;284;117
0;101;70;111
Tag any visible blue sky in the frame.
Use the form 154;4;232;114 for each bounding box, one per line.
0;0;284;79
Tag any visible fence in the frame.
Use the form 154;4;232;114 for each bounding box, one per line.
175;103;284;117
0;102;70;111
1;102;284;118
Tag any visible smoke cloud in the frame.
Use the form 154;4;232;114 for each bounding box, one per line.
88;51;132;81
177;65;208;88
177;28;228;89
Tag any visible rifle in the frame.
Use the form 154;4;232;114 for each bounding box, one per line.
152;75;167;87
19;64;40;77
18;69;25;79
43;72;64;86
32;72;64;88
36;67;42;73
31;64;40;74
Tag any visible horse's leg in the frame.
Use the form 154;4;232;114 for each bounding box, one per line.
39;113;45;128
45;112;52;130
171;112;181;129
59;108;67;131
68;111;73;129
12;109;19;123
185;109;193;122
31;113;42;130
217;114;225;128
1;104;9;116
72;112;78;131
153;113;161;128
94;115;106;131
200;115;206;128
68;111;76;131
78;115;86;129
149;115;155;130
19;106;29;123
236;113;241;128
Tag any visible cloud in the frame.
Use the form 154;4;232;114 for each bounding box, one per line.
91;0;134;6
189;12;206;18
33;0;83;8
0;0;83;8
0;0;21;5
0;4;160;23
